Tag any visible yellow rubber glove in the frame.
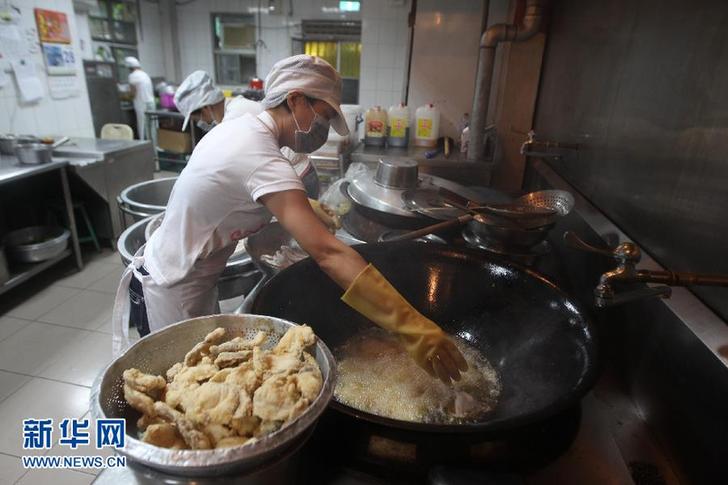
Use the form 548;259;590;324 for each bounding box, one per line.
342;264;469;384
309;198;341;232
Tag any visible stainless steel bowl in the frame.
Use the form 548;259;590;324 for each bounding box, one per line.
374;158;419;189
90;314;335;477
119;177;178;221
517;190;575;217
4;226;70;263
14;143;53;165
469;217;554;250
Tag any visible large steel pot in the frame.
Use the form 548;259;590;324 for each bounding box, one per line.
4;226;70;263
118;177;178;221
250;242;598;434
14;143;53;165
117;216;261;300
90;313;336;476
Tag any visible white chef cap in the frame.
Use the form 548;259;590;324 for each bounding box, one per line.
124;56;141;68
174;70;225;130
261;55;349;136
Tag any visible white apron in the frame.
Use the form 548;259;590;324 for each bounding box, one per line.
111;244;233;357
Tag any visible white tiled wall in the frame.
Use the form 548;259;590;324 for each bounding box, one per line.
138;0;410;111
0;0;94;138
359;0;410;110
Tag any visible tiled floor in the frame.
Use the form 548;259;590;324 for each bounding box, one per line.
0;242;246;484
0;248;123;484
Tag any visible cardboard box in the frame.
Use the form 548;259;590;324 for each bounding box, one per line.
157;129;192;154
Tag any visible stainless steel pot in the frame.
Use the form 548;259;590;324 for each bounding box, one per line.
374;159;419;189
0;135;38;155
118;177;178;221
4;226;70;263
14;143;53;165
90;313;336;477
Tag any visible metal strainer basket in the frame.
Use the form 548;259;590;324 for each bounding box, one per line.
517;190;575;217
90;314;335;477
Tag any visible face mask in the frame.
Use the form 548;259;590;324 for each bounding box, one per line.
292;100;330;153
196;108;219;132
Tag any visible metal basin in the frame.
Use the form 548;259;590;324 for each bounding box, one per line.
90;313;336;476
119;177;178;221
4;226;70;263
116;216;261;300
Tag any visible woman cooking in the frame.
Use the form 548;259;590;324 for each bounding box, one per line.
112;55;467;384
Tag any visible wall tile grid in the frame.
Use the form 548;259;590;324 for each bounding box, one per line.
0;0;94;137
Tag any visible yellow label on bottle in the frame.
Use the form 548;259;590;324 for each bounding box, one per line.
417;118;432;138
389;118;407;138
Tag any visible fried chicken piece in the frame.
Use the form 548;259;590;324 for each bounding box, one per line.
123;368;166;397
124;384;156;416
210;368;232;382
253;375;309;422
294;369;323;402
203;423;235;447
273;325;315;355
231;415;260;436
225;362;260;394
214;350;252;368
137;413;165;431
216;436;251;448
209;332;267;356
184;327;226;366
166;362;184;381
165;360;220;411
142;423;187;449
253;346;303;380
254;419;283;437
154;401;212;450
185;381;240;426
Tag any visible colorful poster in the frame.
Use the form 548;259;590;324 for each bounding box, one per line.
34;9;71;44
42;42;76;75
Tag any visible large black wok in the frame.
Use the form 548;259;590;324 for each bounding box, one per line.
251;242;598;434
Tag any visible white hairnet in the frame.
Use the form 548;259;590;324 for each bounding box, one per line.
261;55;349;136
174;70;225;130
124;56;141;68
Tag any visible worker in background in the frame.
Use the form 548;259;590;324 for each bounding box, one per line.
125;56;155;140
173;70;321;199
112;55;467;385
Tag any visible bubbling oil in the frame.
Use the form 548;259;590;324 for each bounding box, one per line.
333;328;501;424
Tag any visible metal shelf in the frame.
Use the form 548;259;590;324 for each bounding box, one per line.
0;249;72;297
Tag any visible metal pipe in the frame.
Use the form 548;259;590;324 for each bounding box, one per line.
468;0;544;162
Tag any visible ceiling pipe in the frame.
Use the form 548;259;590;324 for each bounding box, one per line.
467;0;544;162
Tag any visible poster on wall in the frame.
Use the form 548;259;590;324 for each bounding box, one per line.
42;42;76;75
34;9;71;44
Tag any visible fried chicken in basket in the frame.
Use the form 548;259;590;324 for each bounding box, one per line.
122;325;323;450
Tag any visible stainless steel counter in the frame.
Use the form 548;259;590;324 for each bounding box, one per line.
348;143;494;186
54;137;152;161
0;155;69;185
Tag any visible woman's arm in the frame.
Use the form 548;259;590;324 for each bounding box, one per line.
259;189;366;289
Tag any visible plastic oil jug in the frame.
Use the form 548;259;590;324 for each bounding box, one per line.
364;106;387;147
387;103;410;147
415;103;440;147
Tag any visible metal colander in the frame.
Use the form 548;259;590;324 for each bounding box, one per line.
90;314;335;477
517;190;575;217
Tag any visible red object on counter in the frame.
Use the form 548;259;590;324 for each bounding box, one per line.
249;78;263;90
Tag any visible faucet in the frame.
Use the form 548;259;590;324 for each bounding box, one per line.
563;231;728;307
520;130;580;159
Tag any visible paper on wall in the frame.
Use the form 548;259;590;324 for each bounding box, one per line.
11;59;43;103
0;24;26;61
48;75;79;99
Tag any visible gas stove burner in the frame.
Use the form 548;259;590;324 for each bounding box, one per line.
462;227;550;264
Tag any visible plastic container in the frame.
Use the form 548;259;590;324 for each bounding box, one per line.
414;103;440;148
387;103;410;147
364;106;387;147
